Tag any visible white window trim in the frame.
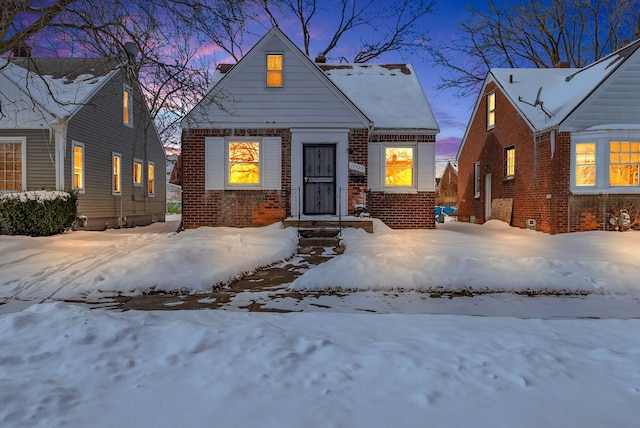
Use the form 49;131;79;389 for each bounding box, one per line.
265;52;284;89
225;138;262;190
383;144;418;194
570;129;640;195
72;141;85;193
123;84;133;128
487;92;496;130
147;161;155;197
0;136;27;192
112;152;122;195
133;158;143;186
474;161;481;198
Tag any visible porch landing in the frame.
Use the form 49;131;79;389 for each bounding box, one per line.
283;217;373;233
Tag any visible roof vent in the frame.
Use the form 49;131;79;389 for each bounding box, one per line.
554;61;570;68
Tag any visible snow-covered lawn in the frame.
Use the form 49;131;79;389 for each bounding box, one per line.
1;218;640;427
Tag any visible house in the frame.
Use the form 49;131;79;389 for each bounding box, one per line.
435;161;458;207
0;56;166;230
457;39;640;233
180;27;439;229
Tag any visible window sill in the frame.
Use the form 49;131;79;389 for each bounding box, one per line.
382;188;418;194
571;187;640;195
504;176;514;181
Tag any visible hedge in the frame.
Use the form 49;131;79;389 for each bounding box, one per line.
0;190;78;236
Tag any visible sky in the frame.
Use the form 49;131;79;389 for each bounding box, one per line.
1;217;640;426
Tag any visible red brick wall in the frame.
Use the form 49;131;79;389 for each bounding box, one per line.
181;128;291;228
369;133;437;229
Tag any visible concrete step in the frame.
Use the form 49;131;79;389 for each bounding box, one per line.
298;237;341;247
298;228;340;238
284;219;373;233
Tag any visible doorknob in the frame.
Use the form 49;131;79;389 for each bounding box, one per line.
304;176;309;183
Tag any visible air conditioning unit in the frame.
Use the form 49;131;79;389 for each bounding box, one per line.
526;219;536;230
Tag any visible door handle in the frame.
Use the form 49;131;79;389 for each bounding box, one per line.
304;176;309;183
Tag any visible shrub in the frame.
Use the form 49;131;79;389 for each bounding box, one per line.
0;190;78;236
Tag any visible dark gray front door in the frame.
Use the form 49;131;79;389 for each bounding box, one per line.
303;144;336;214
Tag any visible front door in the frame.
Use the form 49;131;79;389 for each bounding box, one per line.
303;144;336;214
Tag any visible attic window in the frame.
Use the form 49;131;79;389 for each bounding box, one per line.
487;92;496;129
123;85;133;127
266;54;283;87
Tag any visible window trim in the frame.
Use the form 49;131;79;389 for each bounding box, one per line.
0;136;27;192
571;129;640;194
133;158;143;186
225;138;262;189
487;92;496;129
147;161;155;197
72;141;85;193
504;146;515;179
123;84;133;128
266;53;284;88
383;144;417;193
474;161;481;198
112;152;122;195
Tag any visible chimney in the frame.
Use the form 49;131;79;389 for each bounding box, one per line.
315;53;326;63
554;61;570;68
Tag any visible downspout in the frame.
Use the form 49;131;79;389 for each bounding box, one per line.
50;116;69;191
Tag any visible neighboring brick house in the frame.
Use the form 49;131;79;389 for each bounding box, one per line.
457;39;640;233
181;27;439;229
0;56;166;230
435;161;458;206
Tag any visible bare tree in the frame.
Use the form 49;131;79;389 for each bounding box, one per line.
433;0;640;97
254;0;435;63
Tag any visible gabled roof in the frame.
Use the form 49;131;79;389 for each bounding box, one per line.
320;64;439;131
184;27;438;133
0;57;118;121
458;39;640;158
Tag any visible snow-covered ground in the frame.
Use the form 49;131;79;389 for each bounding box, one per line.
1;218;640;427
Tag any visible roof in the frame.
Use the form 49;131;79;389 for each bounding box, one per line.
0;57;119;120
488;39;640;132
320;64;439;131
207;61;439;132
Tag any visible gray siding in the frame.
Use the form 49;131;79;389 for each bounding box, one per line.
0;128;56;190
185;31;367;129
563;53;640;130
67;69;166;228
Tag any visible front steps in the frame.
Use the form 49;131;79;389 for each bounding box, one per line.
284;218;373;248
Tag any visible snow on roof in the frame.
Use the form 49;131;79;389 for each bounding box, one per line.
490;40;640;131
209;62;439;131
321;63;439;131
0;57;118;120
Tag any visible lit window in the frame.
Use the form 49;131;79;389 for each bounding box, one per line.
610;141;640;186
133;160;143;185
474;161;481;197
385;147;414;187
0;140;24;191
72;142;84;191
147;162;155;196
229;141;260;184
505;146;515;178
575;143;596;186
123;85;132;127
112;153;122;194
487;92;495;128
266;54;283;87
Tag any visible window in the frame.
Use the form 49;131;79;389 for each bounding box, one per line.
123;85;132;127
266;54;283;87
72;142;85;192
504;146;515;178
385;147;414;187
575;143;596;186
133;159;143;185
474;162;481;197
609;141;640;186
147;162;155;196
112;153;122;194
487;92;496;128
0;138;25;191
228;140;260;185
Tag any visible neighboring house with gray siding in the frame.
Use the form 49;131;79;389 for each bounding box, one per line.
0;57;166;230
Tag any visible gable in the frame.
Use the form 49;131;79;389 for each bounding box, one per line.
183;28;369;129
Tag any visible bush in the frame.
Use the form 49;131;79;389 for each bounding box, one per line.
0;190;78;236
